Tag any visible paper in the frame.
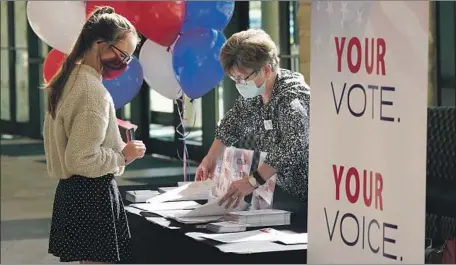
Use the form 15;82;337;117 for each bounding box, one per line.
198;228;307;245
199;228;280;243
116;119;138;130
158;187;176;193
131;201;200;212
274;232;308;245
178;197;249;218
154;197;249;224
152;209;190;218
125;190;160;203
173;215;224;224
178;181;193;187
146;179;214;204
151;209;224;224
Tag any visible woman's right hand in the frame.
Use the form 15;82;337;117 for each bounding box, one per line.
195;156;217;181
122;140;146;163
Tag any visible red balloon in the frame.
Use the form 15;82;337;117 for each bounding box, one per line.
43;49;67;84
85;1;186;47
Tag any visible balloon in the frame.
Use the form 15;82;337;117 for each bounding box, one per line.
103;57;144;109
182;1;234;32
139;39;183;100
27;1;85;54
172;28;226;99
43;49;67;84
86;1;186;47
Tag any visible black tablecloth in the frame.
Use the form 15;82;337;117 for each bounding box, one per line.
126;206;307;264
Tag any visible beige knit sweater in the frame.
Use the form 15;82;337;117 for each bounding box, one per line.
43;64;126;179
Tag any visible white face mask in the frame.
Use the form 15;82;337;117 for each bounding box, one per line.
235;79;266;99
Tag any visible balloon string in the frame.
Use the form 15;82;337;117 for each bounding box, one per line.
175;95;197;182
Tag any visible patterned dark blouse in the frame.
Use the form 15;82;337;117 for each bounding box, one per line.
215;69;311;203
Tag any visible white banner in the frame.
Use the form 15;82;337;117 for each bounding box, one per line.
308;1;429;263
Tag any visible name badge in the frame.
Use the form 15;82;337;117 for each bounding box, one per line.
264;120;273;130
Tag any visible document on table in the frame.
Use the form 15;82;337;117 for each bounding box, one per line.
178;181;193;186
198;228;280;243
131;201;200;213
179;197;248;218
150;209;223;224
173;215;225;224
158;187;176;194
146;179;214;204
155;198;249;224
274;232;308;245
197;229;308;245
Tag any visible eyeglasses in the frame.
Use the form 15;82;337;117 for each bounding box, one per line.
110;44;133;64
229;70;258;85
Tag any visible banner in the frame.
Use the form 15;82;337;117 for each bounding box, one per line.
211;147;254;198
308;1;429;263
251;152;277;210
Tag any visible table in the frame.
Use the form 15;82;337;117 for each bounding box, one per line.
126;206;307;264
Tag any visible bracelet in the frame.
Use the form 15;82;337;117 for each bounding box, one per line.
248;176;259;189
252;170;266;186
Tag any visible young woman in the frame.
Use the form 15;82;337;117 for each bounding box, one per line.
43;6;145;263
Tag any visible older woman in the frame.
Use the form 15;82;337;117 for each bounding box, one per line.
195;29;310;220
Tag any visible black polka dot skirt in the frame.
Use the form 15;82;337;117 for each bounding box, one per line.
48;174;132;263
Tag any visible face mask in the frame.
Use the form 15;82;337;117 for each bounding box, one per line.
101;57;128;80
235;79;266;99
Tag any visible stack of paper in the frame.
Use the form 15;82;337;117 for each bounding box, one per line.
225;209;291;227
157;187;176;194
131;201;201;213
206;221;247;233
125;190;160;203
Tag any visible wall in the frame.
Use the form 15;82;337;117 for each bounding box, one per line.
297;2;438;106
297;1;311;83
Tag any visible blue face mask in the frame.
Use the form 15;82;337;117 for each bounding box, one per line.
235;79;266;99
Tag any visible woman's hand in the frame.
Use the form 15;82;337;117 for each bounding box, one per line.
122;140;146;164
195;156;217;181
219;177;255;209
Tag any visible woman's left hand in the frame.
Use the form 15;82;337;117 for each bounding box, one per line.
219;177;255;209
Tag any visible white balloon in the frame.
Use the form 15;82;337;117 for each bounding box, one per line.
27;1;86;54
139;39;183;100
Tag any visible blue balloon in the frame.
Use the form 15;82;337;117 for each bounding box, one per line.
172;28;226;100
103;57;144;110
182;1;234;32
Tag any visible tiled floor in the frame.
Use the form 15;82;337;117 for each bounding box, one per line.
0;136;196;264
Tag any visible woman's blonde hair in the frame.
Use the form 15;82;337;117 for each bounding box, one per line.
219;29;279;74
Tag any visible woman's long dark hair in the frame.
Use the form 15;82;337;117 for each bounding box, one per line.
45;6;138;119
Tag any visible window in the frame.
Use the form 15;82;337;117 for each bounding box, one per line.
1;2;10;121
14;1;29;122
436;1;456;106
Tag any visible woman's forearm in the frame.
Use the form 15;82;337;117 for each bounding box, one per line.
256;162;277;181
205;139;227;163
